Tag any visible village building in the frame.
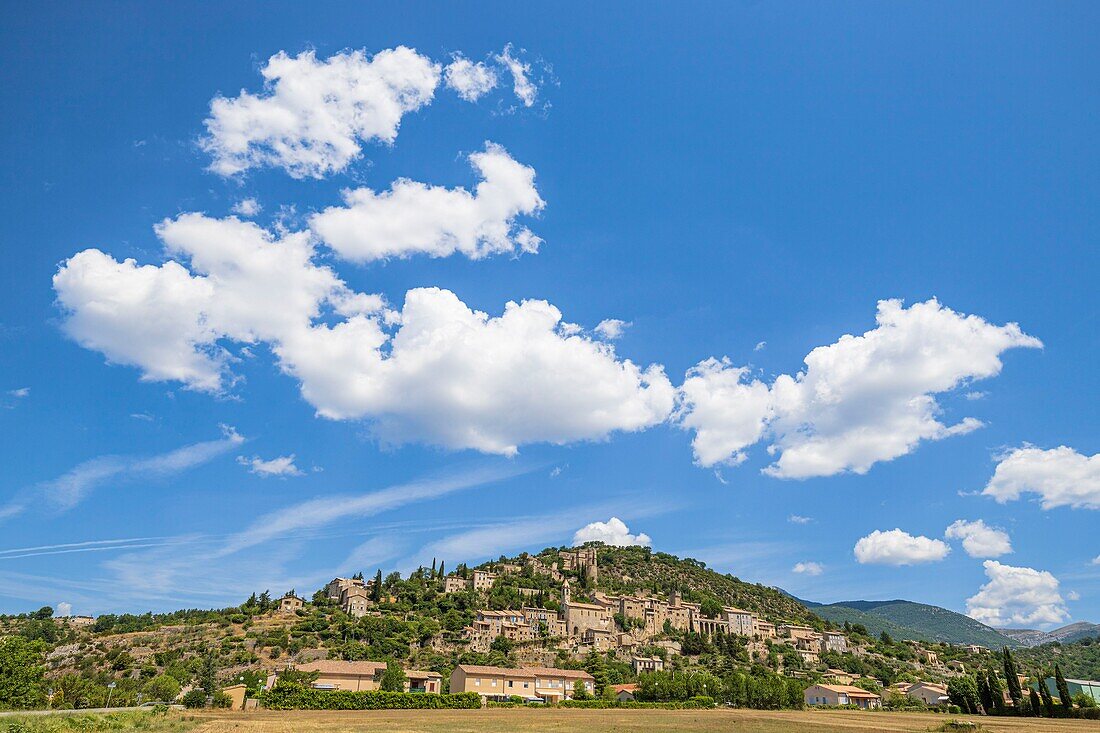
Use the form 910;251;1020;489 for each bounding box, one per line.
274;661;441;693
611;683;638;702
632;655;665;674
471;569;498;591
903;681;950;706
443;576;468;594
754;620;776;638
804;684;882;709
450;664;594;703
823;630;848;653
826;668;855;685
278;593;304;614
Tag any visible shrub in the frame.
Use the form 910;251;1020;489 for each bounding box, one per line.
181;689;207;708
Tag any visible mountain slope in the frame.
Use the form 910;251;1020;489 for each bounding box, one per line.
1003;622;1100;647
799;597;1020;648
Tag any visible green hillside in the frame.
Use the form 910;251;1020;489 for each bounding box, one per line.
799;598;1019;648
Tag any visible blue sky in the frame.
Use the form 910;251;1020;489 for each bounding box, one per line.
1;2;1097;628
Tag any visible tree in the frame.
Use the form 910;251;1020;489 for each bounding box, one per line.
947;675;979;714
986;669;1006;714
1037;674;1056;717
144;674;181;703
880;631;894;645
198;651;218;697
1054;665;1072;711
584;651;609;696
0;637;46;710
379;661;406;692
32;606;54;620
977;671;994;714
1002;647;1023;710
572;680;589;700
258;590;272;612
438;561;445;579
700;598;723;619
490;635;513;654
371;570;383;602
1028;686;1042;717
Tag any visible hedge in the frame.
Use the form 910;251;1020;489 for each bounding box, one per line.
557;696;715;709
257;684;480;710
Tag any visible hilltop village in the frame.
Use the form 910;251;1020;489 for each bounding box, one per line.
322;547;848;668
7;544;1098;715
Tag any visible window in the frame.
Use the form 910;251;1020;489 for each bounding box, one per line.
475;680;480;687
508;681;513;688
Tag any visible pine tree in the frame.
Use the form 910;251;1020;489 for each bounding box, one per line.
1054;664;1072;711
1002;647;1023;710
371;569;383;602
198;651;218;696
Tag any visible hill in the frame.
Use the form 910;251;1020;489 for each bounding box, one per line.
796;597;1020;648
1002;622;1100;647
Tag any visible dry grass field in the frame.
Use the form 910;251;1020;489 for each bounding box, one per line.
187;708;1100;733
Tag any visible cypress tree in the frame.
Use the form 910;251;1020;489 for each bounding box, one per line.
987;669;1006;714
1028;686;1042;717
438;561;445;579
431;558;437;577
1002;647;1023;710
371;569;383;602
977;671;994;714
1037;673;1056;717
1054;664;1072;711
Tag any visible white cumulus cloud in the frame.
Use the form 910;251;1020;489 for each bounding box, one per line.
444;55;498;102
792;561;824;576
981;445;1100;510
788;514;813;525
677;299;1041;478
55;217;671;456
853;529;950;565
594;319;629;340
231;198;262;217
202;47;440;178
966;560;1069;628
309;142;543;262
573;517;651;547
945;519;1012;558
237;454;304;478
56;602;72;617
286;288;675;454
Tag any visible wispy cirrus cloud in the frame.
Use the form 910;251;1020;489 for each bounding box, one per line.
0;426;243;521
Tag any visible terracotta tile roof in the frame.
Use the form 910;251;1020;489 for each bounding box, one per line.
815;684;881;698
455;664;593;680
611;684;638;693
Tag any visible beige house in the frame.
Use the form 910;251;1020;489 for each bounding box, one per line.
632;655;665;673
471;570;497;591
280;661;441;693
777;623;817;641
325;577;376;617
804;684;881;709
450;664;594;702
921;650;940;665
278;593;304;614
443;576;468;593
754;620;776;638
904;682;949;706
826;668;855;685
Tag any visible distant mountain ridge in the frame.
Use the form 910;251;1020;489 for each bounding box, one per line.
794;596;1022;648
1002;622;1100;647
